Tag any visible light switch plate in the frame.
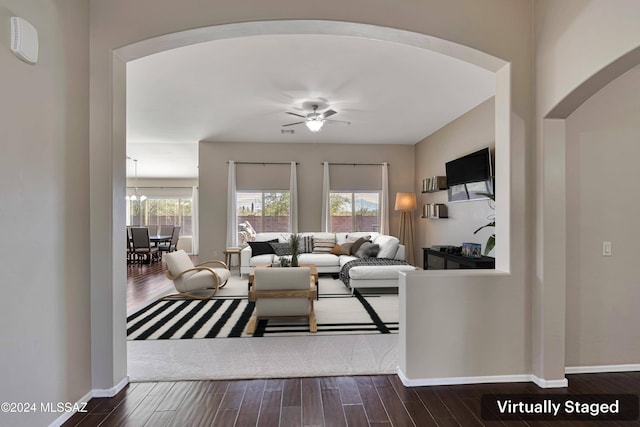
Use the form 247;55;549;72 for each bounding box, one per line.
602;241;612;256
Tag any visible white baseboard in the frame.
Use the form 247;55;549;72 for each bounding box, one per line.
48;376;129;427
531;375;568;388
47;390;93;427
397;368;568;389
565;364;640;374
92;375;130;398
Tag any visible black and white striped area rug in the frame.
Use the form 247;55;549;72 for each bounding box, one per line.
127;292;398;340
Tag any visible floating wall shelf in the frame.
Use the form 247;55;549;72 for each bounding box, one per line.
422;176;447;193
422;203;448;219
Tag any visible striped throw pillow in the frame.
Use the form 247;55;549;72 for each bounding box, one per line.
300;236;314;253
313;237;336;254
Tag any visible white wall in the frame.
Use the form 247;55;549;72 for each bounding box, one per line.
400;270;528;381
535;0;640;117
565;66;640;367
534;0;640;381
415;98;496;267
0;1;91;426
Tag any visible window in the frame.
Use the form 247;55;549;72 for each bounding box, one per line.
330;192;380;233
237;191;290;233
127;197;193;236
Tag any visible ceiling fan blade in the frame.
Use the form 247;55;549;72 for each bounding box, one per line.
320;109;337;119
285;112;306;118
324;119;351;126
282;121;305;127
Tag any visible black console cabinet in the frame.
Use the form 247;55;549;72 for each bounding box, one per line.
423;248;495;270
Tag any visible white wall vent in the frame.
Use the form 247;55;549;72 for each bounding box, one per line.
11;17;38;64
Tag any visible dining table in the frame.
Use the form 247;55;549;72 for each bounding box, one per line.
149;234;172;246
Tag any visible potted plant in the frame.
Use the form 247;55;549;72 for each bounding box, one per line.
473;192;495;256
289;233;300;267
279;256;291;267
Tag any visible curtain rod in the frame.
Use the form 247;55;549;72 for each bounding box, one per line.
321;162;389;166
228;161;299;165
126;186;195;189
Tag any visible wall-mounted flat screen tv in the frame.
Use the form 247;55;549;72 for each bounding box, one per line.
445;147;493;202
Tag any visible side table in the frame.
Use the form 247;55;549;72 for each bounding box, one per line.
224;247;242;275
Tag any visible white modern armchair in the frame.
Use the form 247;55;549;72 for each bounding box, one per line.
164;250;230;299
246;267;317;334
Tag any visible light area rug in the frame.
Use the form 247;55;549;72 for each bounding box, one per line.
127;275;400;381
127;276;398;340
128;334;399;381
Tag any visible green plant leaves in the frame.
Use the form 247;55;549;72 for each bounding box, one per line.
474;191;495;255
473;221;495;234
484;234;495;256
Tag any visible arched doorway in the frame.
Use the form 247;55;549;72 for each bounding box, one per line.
540;46;640;377
94;19;511;390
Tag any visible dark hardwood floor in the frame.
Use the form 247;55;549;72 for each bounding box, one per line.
117;259;640;426
126;256;189;314
63;372;640;426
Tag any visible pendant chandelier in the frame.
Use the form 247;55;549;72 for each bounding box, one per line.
127;157;146;202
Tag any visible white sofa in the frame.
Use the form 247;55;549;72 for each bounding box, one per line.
240;232;417;292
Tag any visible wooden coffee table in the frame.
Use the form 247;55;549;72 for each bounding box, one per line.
248;264;320;300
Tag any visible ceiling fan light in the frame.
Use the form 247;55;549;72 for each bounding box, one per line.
139;195;147;201
129;194;137;201
306;119;323;132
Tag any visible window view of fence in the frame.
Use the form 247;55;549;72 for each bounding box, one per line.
237;191;290;233
330;192;380;233
128;198;192;235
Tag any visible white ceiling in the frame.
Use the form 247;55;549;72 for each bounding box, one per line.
126;34;495;178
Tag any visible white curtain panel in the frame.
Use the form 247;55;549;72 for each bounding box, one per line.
380;162;390;235
226;160;237;248
289;161;298;233
191;186;199;255
321;161;331;232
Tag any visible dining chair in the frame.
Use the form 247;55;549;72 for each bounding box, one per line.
159;225;174;237
159;226;181;254
126;227;136;264
130;227;160;264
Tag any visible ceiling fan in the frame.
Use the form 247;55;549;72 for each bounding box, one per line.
282;105;351;132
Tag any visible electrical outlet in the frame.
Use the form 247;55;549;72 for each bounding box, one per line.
602;241;612;256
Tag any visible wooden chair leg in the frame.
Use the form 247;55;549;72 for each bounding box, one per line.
246;312;257;334
309;305;317;333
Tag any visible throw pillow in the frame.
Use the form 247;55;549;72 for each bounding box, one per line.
248;239;277;256
313;237;335;253
350;237;370;255
270;242;292;256
300;236;314;253
375;235;400;259
362;243;381;258
330;242;354;255
339;242;354;255
355;241;374;258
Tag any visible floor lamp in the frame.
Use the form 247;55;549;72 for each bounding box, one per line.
395;192;417;265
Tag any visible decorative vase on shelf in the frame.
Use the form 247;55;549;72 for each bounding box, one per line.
289;233;300;267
